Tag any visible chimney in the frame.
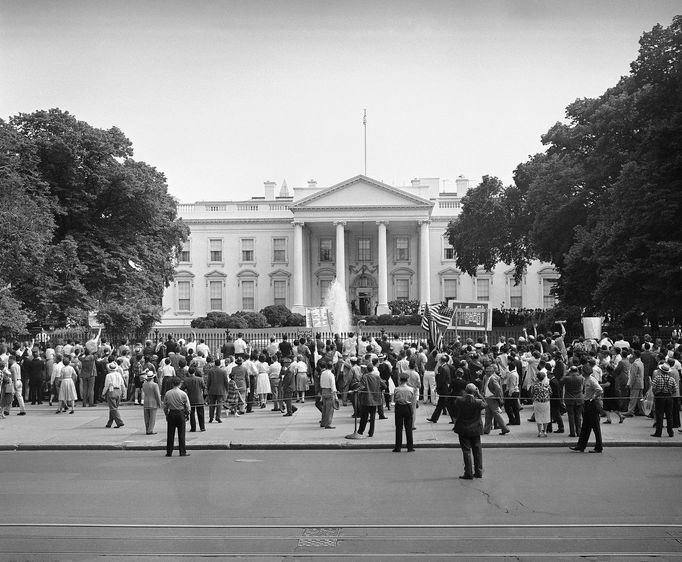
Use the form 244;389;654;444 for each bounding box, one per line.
264;181;276;200
455;175;469;196
307;179;318;189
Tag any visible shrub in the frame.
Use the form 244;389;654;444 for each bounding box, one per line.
233;311;269;328
260;305;292;327
286;313;306;327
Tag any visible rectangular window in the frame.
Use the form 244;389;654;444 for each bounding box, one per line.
209;239;222;262
319;279;331;305
241;238;255;262
272;238;286;262
178;281;191;311
358;238;371;261
443;279;457;301
273;280;287;306
319;238;333;262
443;242;455;261
395;237;409;261
209;280;222;311
476;278;490;302
178;246;190;263
242;280;255;310
543;279;557;309
510;281;522;308
395;279;409;300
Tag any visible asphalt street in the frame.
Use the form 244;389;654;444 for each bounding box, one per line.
1;448;680;559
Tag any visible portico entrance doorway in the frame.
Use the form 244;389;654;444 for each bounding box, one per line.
350;271;377;316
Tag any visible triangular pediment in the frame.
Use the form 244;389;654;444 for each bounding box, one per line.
291;175;433;210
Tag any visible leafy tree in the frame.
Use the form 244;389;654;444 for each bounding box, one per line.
446;16;682;319
1;109;189;334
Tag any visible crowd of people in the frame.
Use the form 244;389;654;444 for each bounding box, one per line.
0;325;679;466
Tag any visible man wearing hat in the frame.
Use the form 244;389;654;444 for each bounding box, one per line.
650;362;678;438
142;370;162;434
102;361;125;428
163;377;191;456
230;357;249;415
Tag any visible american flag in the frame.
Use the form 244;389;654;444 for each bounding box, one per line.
419;302;454;350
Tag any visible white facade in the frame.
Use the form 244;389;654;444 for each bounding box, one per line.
161;175;558;326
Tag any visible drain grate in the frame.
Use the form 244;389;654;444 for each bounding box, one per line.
298;527;341;548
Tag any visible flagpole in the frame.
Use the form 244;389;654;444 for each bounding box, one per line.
363;109;367;176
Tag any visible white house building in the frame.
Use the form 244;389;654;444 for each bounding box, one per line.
160;175;558;326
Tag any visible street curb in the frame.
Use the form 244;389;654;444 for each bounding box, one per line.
1;441;679;451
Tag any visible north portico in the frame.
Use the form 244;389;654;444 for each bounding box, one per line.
289;175;434;315
162;174;557;325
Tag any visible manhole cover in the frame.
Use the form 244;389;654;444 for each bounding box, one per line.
298;527;340;548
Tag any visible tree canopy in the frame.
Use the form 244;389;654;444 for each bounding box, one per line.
0;109;189;335
446;16;682;321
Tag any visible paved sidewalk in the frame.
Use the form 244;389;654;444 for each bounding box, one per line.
0;400;679;450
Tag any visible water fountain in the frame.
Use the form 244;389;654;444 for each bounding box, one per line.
323;279;351;335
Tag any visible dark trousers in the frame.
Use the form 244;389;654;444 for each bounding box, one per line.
166;410;187;455
458;434;483;477
394;403;413;450
358;405;377;436
566;402;583;436
548;404;564;432
283;389;295;414
29;379;43;404
576;400;602;451
208;395;223;421
430;395;452;422
190;405;205;431
246;375;256;412
504;392;520;425
654;395;674;436
80;377;95;407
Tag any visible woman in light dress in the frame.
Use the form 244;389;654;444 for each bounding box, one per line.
531;370;551;437
294;355;308;403
57;357;78;414
255;354;271;408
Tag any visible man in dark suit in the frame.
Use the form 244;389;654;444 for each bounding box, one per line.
181;366;206;432
206;359;229;423
356;364;386;438
452;383;487;479
427;355;453;423
561;365;584;437
280;357;298;416
25;351;46;405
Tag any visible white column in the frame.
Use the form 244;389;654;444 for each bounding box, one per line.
419;219;431;304
376;220;390;315
292;221;305;314
335;221;346;288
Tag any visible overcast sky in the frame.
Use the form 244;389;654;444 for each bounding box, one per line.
1;0;679;202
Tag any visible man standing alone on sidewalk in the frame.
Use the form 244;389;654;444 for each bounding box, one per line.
392;374;415;453
164;377;191;457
